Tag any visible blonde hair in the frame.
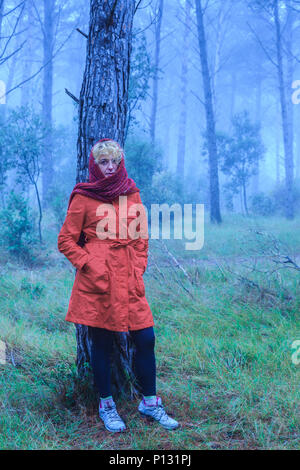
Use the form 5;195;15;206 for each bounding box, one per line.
92;140;123;164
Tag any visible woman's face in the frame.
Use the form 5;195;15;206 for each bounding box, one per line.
97;154;119;177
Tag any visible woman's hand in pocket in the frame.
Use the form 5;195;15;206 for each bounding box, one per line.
81;262;89;273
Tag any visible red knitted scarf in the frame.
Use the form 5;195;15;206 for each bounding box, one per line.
67;138;139;210
67;138;140;247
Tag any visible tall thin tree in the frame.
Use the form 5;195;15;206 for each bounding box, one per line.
0;0;4;39
274;0;294;219
150;0;164;143
284;0;295;212
195;0;222;223
248;0;297;219
176;0;191;180
21;0;34;108
0;0;5;115
42;0;55;210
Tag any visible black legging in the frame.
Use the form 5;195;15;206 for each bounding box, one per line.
88;326;156;398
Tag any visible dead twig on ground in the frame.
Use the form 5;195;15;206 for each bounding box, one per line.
148;249;167;282
160;240;195;285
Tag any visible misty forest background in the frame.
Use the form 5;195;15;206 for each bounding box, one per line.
0;0;299;450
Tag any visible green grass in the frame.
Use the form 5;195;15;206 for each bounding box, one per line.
0;213;299;449
149;212;300;261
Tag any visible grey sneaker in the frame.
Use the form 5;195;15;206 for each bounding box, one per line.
138;396;179;430
99;398;126;433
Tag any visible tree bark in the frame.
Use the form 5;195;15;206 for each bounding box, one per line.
76;0;137;399
195;0;222;224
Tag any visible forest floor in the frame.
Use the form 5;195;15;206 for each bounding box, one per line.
0;213;299;450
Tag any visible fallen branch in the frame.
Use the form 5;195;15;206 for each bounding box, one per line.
271;255;300;272
148;249;167;282
234;272;293;302
158;241;195;299
160;240;194;285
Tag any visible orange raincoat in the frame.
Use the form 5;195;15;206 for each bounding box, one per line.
57;191;154;332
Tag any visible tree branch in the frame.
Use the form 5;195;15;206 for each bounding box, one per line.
2;0;25;17
64;88;79;104
246;20;278;68
76;27;88;38
0;26;76;102
0;0;26;60
0;39;26;65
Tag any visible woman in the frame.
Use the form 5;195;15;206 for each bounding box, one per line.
57;138;179;433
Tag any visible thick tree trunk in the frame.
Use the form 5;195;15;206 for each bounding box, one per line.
274;0;294;219
195;0;222;224
42;0;55;210
176;0;190;180
150;0;164;143
76;0;138;399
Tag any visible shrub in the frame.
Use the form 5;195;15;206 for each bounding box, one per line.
270;181;300;216
250;192;276;216
0;189;38;262
48;182;70;231
150;170;184;206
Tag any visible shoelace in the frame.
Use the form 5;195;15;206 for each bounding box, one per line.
104;405;123;423
148;404;168;421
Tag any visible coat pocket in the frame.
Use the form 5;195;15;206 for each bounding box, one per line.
76;255;110;294
134;267;145;297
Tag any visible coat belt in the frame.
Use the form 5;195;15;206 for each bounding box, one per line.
85;237;141;249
